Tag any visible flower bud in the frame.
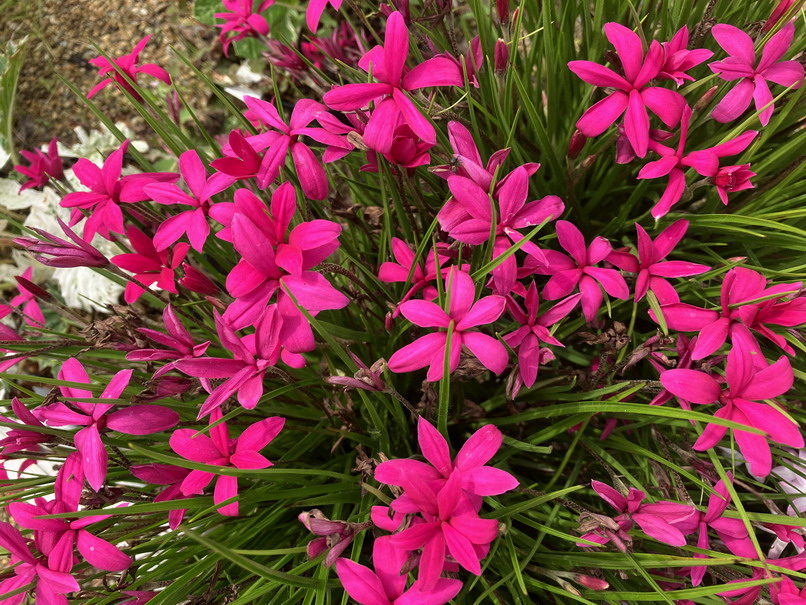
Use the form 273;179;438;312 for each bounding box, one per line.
575;574;610;590
693;86;718;113
179;263;220;295
494;39;509;75
496;0;509;25
567;129;587;159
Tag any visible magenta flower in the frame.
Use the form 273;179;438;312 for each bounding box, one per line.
389;472;500;589
216;0;273;57
241;96;347;197
764;0;796;32
0;397;51;457
568;23;686;157
709;22;804;126
169;409;285;516
112;226;190;304
323;11;462;154
211;183;348;331
60;140;178;240
336;536;462;605
210;130;262;183
176;308;282;418
431;121;515;191
637;106;758;217
503;282;581;391
13;138;63;192
378;238;453;316
615;125;673;164
88;35;172;101
126;305;211;377
657;27;713;86
661;343;803;477
537;220;629;322
772;576;806;603
179;262;221;295
375;417;519;503
14;217;109;269
130;464;192;530
653;266;802;359
144;150;234;252
0;267;45;326
365;123;434;173
605;220;710;304
9;499;131;573
438;167;565;294
387;268;509;381
36;359;179;491
306;0;342;32
711;164;756;205
0;522;79;603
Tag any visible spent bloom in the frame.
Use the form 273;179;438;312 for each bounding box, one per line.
568;23;686;157
387;268;509;381
88;35;172;101
216;0;273;57
323;11;462;154
14;217;109;269
14;138;64;192
709;22;804;126
169;409;285;516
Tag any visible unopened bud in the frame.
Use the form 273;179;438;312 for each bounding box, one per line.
385;312;394;330
494;39;509;75
575;574;609;590
496;0;509;25
179;263;220;295
567;129;587;159
14;276;52;301
581;154;598;170
510;8;519;31
693;86;719;113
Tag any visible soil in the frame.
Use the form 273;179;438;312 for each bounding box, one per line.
0;0;221;150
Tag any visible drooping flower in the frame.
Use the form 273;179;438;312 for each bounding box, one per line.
111;226;190;304
14;217;110;269
35;358;179;491
176;307;282;418
336;536;462;605
605;220;710;304
88;35;172;101
535;220;630;322
660;343;803;477
387;268;509;381
240;96;348;197
709;22;804;126
60;140;178;240
636;106;758;217
216;0;273;57
503;282;581;391
306;0;342;32
169;409;285;516
568;23;686;157
0;267;45;326
323;11;463;154
144;150;234;252
657;27;713;86
14;138;64;192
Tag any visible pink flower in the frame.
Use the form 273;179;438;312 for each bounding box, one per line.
9;498;132;572
0;267;45;326
364;123;434;172
438;36;483;88
112;226;190;304
88;35;172;101
637;106;758;217
306;0;342;32
387;268;509;381
0;397;51;457
144;150;234;251
536;220;630;322
0;521;79;603
179;263;221;295
431;121;514;191
13;217;109;268
614;125;672;164
126;304;211;377
216;0;273;57
660;343;803;477
376;417;519;503
503;282;581;391
176;307;282;418
652;266;802;359
772;575;806;604
130;464;192;530
210;130;262;182
378;238;453;316
211;183;348;331
711;164;756;205
764;1;796;32
336;536;462;605
169;409;285;516
323;11;462;154
709;22;804;126
241;96;348;197
35;358;179;491
13;138;63;191
657;27;713;86
389;471;499;589
60;140;178;240
606;220;710;304
437;167;565;294
568;23;686;157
